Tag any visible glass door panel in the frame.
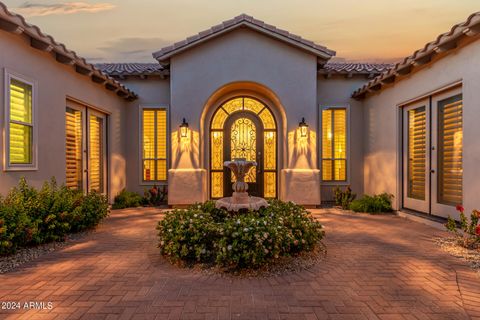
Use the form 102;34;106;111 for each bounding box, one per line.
65;107;84;190
403;100;430;213
88;112;106;193
431;90;463;218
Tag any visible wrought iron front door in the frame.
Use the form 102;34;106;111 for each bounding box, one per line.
224;112;263;197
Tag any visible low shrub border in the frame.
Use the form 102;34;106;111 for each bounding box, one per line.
0;178;108;255
111;185;168;209
157;200;325;269
349;193;393;214
112;189;143;209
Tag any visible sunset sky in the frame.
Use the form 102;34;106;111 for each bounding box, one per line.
3;0;480;63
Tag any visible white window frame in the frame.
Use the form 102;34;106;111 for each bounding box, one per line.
138;105;169;185
4;69;38;171
319;104;351;185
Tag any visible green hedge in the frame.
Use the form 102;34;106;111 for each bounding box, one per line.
349;193;393;214
112;189;143;209
0;178;108;255
111;186;168;209
157;200;324;269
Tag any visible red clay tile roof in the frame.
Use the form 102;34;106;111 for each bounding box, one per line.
152;14;335;65
319;63;393;75
95;63;165;76
0;2;137;100
352;11;480;99
97;62;391;78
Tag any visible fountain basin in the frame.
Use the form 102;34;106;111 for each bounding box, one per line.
215;194;268;211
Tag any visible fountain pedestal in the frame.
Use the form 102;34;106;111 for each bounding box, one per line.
215;158;269;212
232;192;249;204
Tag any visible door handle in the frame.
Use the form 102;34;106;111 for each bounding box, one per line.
430;169;435;174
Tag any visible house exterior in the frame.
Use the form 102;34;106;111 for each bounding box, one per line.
0;2;478;220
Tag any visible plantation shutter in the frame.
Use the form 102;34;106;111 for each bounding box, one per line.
65;107;83;190
407;106;426;200
9;79;33;164
322;108;347;181
156;110;167;181
438;95;462;205
89;115;104;192
142;109;167;181
333;109;347;181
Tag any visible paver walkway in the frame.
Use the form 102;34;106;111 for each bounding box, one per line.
1;208;479;320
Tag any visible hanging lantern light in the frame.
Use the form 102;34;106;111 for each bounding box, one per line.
180;118;189;138
299;117;308;137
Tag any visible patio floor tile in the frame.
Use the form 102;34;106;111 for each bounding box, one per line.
0;207;478;319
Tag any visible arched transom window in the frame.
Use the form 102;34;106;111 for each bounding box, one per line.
210;97;277;199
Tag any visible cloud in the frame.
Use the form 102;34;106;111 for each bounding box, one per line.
15;2;115;17
97;37;171;62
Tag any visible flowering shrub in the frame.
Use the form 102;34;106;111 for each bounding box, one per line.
333;186;356;209
445;205;480;249
143;185;168;206
0;178;109;255
157;200;324;269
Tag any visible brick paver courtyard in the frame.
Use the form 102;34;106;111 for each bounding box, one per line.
1;208;479;320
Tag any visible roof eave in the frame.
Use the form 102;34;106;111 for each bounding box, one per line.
352;11;480;100
0;3;137;101
153;20;335;65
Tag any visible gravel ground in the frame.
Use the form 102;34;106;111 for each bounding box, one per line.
173;243;327;278
435;236;480;276
0;231;92;274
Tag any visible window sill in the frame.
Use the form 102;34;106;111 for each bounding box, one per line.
4;166;38;172
139;181;168;186
321;181;350;186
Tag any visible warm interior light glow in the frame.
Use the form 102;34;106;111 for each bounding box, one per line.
210;97;277;198
322;108;347;181
142;109;167;181
9;79;33;165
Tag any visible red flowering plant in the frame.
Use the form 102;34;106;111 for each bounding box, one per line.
445;204;480;249
144;185;168;206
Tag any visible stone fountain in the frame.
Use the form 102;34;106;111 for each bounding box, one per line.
215;158;269;212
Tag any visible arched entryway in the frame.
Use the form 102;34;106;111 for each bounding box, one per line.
210;96;277;199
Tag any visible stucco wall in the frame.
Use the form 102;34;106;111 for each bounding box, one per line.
363;40;480;212
120;78;170;195
168;28;320;205
317;76;368;201
0;31;129;202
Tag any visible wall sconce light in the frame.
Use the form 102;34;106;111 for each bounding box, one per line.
180;118;189;138
299;117;308;137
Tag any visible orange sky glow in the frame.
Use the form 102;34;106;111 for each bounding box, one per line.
3;0;480;63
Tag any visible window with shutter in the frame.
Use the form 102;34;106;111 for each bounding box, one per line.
142;108;168;182
322;108;347;181
5;73;37;170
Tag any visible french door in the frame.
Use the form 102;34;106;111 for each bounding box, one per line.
403;99;430;213
65;101;107;194
224;112;263;197
402;88;463;218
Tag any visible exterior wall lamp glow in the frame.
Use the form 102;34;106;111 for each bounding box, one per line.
180;118;189;138
299;117;308;137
